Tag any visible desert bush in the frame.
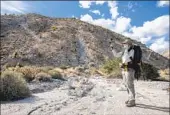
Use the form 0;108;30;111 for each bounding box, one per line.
158;68;170;81
35;72;52;82
14;66;41;82
51;26;57;31
100;58;122;78
75;66;85;72
39;66;54;73
59;65;69;70
0;70;30;101
89;67;98;75
141;63;160;80
48;70;63;80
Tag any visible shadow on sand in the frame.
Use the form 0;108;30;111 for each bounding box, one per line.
135;103;170;113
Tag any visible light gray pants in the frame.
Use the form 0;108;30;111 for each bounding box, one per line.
122;68;135;101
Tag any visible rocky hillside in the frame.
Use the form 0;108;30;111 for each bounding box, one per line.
1;13;169;69
163;50;169;59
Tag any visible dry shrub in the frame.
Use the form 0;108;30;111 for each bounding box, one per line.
14;66;41;82
158;68;170;81
53;68;64;73
48;70;64;80
0;70;30;101
35;72;52;82
89;67;99;75
39;66;54;73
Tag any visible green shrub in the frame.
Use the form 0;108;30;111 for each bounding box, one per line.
100;58;122;78
48;70;63;80
141;63;160;80
35;72;52;82
0;71;30;101
51;26;57;31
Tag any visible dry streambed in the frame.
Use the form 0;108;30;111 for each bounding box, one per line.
1;76;169;115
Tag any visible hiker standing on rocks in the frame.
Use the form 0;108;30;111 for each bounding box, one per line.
111;39;143;107
119;39;136;107
111;39;136;107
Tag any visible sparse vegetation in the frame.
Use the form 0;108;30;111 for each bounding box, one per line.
35;72;52;82
0;70;30;101
2;66;66;82
141;63;160;80
158;68;169;81
99;58;122;78
51;26;57;31
89;67;98;75
48;70;63;80
60;65;69;70
75;66;85;72
14;66;42;82
39;66;54;73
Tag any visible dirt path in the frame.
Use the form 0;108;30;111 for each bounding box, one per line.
1;76;169;115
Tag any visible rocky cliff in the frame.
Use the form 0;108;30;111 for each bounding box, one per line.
1;13;169;69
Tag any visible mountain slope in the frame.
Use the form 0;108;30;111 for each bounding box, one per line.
1;13;169;69
163;50;169;59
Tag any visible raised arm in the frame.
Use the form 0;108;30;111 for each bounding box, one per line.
111;48;124;58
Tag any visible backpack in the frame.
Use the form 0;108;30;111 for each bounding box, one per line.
128;45;142;80
132;45;142;64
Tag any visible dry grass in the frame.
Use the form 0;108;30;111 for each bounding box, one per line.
3;66;65;82
14;66;42;82
35;72;52;82
38;66;54;73
48;70;63;80
159;68;170;81
0;70;30;101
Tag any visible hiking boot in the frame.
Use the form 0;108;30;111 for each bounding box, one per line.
126;100;136;107
125;100;129;104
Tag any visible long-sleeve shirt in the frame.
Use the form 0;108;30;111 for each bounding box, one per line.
122;48;134;64
112;48;134;64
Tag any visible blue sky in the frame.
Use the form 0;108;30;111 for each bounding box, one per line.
1;1;169;54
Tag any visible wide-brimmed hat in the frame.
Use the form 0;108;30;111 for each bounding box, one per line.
122;39;132;45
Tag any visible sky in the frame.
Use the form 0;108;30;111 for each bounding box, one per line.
1;1;169;54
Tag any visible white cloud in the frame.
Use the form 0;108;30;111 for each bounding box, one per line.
79;1;93;9
79;1;106;9
90;10;101;15
130;15;169;38
80;14;115;30
80;14;93;22
1;1;29;14
114;16;131;33
140;37;152;44
108;1;119;19
149;37;169;54
157;1;169;7
122;15;169;54
95;1;106;5
79;1;119;19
